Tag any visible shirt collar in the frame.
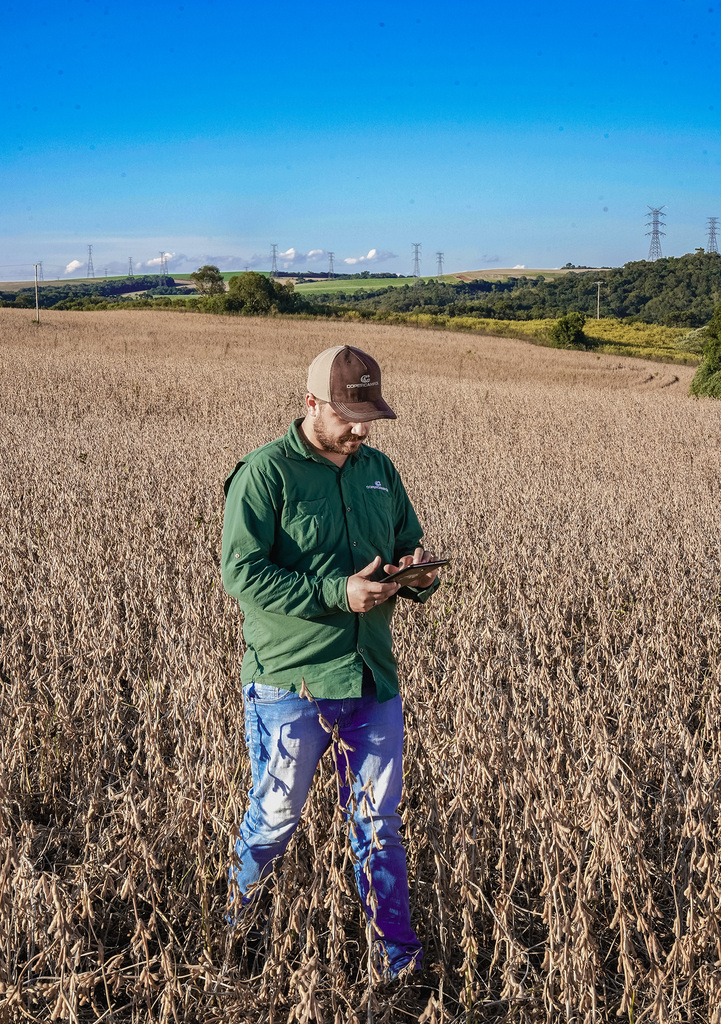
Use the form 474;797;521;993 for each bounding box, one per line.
286;418;370;464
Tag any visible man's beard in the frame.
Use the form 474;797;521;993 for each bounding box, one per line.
313;421;366;455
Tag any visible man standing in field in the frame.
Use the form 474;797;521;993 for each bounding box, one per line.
220;344;440;979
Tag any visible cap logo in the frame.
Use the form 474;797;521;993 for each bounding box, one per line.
346;378;379;389
360;374;371;385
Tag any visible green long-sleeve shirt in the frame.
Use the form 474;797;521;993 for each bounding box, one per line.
221;419;438;702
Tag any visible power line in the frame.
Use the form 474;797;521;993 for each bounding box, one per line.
645;206;666;261
411;242;421;278
706;216;719;254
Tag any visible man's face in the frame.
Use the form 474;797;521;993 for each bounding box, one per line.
311;401;372;456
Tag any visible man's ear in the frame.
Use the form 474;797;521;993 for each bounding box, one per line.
305;393;320;417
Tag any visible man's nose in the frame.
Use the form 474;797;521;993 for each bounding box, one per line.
350;422;369;437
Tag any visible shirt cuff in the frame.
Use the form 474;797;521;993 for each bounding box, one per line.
321;573;352;613
400;574;441;603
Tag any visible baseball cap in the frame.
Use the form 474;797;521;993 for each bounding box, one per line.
307;345;396;422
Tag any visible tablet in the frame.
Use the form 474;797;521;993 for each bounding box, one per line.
380;559;449;586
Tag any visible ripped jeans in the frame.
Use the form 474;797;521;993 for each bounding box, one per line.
229;680;422;976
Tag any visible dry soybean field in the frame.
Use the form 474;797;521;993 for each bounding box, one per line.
2;309;721;1024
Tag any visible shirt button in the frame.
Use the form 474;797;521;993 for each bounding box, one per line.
346;506;352;512
353;541;357;547
359;647;364;653
359;613;364;618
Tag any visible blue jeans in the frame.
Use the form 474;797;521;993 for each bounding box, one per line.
229;680;422;976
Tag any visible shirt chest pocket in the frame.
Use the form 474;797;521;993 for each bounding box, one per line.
283;498;330;549
363;488;394;551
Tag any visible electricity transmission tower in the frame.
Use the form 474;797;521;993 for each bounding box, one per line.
646;207;666;261
87;245;95;278
435;251;444;276
270;244;278;278
128;257;134;278
706;217;719;254
37;261;44;281
411;243;422;277
328;251;335;278
158;252;170;277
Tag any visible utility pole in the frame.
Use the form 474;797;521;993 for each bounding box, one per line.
596;280;603;319
328;251;335;279
270;244;278;278
435;251;444;277
706;217;719;254
33;263;40;324
411;242;422;278
87;244;95;278
646;207;666;261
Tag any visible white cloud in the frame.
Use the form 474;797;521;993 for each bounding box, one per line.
58;248;324;279
277;248;327;267
279;247;298;266
146;251;175;268
343;248;396;266
513;264;526;269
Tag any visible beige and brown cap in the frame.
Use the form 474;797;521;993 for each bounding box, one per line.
307;345;396;422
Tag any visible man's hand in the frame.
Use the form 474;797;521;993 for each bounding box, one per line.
347;556;401;613
383;547;440;589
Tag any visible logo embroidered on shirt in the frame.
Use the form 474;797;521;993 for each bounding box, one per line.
366;480;389;492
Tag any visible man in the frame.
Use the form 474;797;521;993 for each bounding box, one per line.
221;344;440;978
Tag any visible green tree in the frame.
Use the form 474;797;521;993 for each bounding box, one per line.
690;304;721;397
190;265;226;296
550;311;587;349
227;272;298;314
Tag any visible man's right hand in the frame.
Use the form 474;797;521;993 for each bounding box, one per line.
346;556;401;613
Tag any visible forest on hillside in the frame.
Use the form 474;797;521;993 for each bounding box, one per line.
309;251;721;327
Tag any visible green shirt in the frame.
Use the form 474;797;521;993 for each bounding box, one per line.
221;419;438;702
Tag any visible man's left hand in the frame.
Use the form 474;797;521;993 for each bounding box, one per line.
383;547;439;589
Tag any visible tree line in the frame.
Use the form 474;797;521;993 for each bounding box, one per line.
0;276;177;309
308;251;721;327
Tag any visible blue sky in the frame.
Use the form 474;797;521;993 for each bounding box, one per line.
2;0;719;280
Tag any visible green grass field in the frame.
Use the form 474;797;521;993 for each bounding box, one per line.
294;275;454;294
